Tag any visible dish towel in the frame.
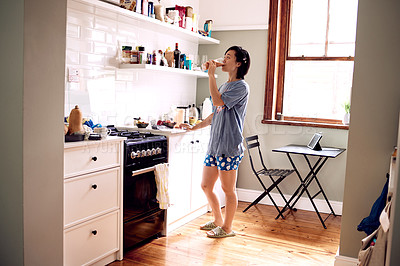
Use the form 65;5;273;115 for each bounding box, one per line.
154;163;170;209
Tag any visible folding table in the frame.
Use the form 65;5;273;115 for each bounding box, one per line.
272;144;345;228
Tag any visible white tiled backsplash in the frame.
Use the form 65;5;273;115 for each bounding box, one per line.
65;0;200;126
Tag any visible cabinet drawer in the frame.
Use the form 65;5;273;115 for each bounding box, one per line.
64;211;119;266
64;141;121;177
65;168;119;227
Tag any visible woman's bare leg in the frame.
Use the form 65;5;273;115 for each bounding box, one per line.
201;165;223;226
207;169;237;235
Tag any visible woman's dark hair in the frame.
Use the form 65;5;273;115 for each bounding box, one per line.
225;46;250;79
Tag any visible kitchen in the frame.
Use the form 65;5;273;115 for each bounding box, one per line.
2;0;400;265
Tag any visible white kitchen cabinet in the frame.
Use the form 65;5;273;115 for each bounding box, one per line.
190;129;210;210
167;128;210;232
64;137;124;266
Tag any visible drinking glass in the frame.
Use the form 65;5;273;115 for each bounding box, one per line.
201;57;224;71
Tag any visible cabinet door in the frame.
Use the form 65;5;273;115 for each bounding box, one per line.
64;211;119;266
64;141;121;178
64;168;119;227
190;128;210;211
167;133;193;225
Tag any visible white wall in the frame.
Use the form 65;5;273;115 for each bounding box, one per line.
23;0;66;264
0;1;24;264
65;0;201;126
1;0;66;265
199;0;269;30
339;0;400;259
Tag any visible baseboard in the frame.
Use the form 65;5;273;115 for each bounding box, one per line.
237;188;343;215
334;254;358;266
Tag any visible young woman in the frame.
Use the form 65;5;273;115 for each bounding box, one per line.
180;46;250;238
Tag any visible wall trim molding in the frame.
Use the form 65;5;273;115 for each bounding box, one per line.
334;255;358;266
237;188;343;215
213;25;268;31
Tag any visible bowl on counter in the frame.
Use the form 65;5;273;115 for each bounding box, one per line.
136;122;149;128
163;121;176;129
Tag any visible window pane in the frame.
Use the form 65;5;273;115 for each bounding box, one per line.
289;0;328;57
327;0;358;56
327;43;355;57
283;61;353;120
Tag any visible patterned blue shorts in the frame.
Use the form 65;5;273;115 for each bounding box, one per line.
204;154;244;171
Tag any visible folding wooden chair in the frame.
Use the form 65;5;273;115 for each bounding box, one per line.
243;135;295;218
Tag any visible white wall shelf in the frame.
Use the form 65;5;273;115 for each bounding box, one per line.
119;64;214;78
76;0;220;45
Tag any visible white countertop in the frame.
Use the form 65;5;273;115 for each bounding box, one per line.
64;136;126;148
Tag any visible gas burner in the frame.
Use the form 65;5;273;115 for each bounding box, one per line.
119;131;141;139
106;126;163;142
139;131;155;138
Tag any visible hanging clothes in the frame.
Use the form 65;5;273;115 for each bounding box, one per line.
357;176;389;235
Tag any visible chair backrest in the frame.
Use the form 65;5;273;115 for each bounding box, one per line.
245;135;269;174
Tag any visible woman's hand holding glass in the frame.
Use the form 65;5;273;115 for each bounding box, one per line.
207;60;217;77
201;58;224;72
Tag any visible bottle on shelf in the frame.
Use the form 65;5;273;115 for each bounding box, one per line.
189;104;199;125
130;48;139;64
180;54;186;69
152;50;157;65
174;43;181;68
137;46;146;64
121;46;132;64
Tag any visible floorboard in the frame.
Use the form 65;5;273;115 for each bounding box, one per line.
109;201;341;265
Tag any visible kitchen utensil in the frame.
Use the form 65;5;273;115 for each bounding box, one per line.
137;122;149;128
94;127;111;139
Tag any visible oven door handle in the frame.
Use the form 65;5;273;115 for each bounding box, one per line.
132;163;169;177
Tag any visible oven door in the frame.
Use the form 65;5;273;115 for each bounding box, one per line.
123;166;166;251
124;167;160;222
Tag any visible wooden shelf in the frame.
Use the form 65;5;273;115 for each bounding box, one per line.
119;64;213;78
75;0;220;45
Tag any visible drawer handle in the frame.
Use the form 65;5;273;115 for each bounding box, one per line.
91;184;98;189
91;156;98;161
91;230;98;236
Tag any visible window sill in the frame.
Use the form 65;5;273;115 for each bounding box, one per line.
261;119;349;130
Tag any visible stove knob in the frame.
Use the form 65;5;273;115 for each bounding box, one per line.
136;150;142;158
130;151;137;159
151;148;157;155
146;149;152;156
141;150;147;157
156;147;162;154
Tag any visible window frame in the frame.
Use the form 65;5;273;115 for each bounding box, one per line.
262;0;353;129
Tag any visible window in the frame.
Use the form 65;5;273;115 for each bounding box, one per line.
263;0;358;129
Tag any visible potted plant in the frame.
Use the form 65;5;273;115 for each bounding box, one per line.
342;101;351;125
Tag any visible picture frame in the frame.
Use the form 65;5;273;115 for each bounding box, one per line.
307;133;323;150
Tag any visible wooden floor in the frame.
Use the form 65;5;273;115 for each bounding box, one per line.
109;202;341;266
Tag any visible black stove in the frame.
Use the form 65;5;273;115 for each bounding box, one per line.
107;126;168;251
107;126;168;171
